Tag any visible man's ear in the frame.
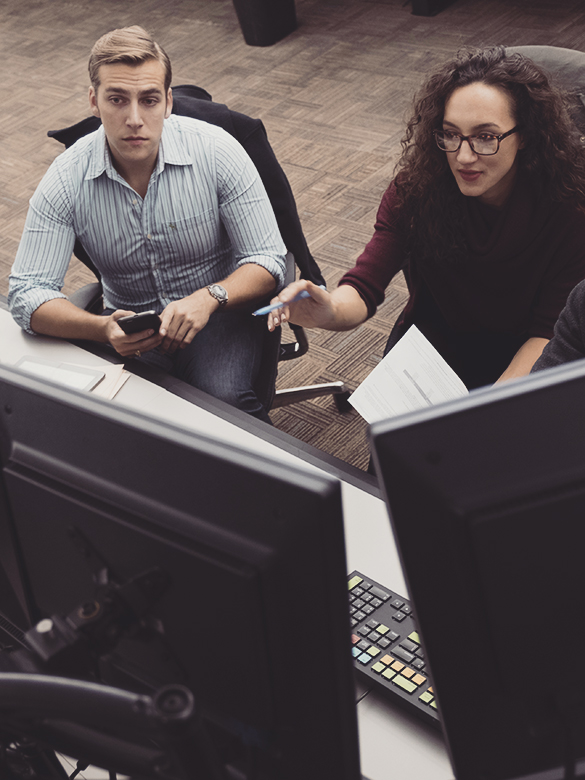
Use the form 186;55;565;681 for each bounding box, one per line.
165;88;173;119
89;86;100;118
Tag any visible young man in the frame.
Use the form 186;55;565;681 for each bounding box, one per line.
9;26;286;420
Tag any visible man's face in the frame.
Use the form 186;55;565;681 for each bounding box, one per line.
89;59;172;176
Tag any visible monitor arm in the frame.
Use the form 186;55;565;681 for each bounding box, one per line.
0;527;231;780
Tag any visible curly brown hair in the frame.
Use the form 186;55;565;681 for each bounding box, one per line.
395;46;585;266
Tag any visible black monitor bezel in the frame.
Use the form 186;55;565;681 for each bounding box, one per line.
371;360;585;780
0;364;361;780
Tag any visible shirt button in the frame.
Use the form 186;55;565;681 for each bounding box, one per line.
147;234;152;240
132;199;137;205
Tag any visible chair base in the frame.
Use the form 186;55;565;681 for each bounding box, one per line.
273;381;352;411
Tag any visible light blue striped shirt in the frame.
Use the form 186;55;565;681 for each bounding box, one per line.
9;114;287;333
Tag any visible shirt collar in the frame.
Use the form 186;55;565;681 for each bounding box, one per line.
85;126;110;180
84;117;191;182
158;116;193;170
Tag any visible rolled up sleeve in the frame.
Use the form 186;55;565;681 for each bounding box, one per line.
9;165;75;334
216;133;286;290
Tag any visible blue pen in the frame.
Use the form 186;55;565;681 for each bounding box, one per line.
252;286;326;317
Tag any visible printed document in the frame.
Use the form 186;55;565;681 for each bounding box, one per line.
349;325;468;423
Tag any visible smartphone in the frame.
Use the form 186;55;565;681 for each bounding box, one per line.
117;310;161;335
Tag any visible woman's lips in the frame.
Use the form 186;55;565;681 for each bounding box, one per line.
459;170;482;182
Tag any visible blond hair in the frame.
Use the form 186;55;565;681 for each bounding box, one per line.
88;25;172;92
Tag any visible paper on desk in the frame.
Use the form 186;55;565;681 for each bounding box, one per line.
348;325;468;423
90;363;131;399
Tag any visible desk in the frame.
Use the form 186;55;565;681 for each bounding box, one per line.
0;304;453;780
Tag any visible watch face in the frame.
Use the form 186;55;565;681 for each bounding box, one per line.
208;284;228;305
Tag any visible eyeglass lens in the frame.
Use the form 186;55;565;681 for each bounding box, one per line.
435;132;499;155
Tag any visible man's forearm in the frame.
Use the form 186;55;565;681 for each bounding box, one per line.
30;298;111;342
214;263;277;308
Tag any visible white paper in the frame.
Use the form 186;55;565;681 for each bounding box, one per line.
90;363;131;399
348;325;468;423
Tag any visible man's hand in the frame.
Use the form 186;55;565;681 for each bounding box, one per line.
106;310;164;357
159;289;218;354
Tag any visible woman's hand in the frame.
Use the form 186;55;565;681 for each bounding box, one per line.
267;281;336;331
266;281;369;333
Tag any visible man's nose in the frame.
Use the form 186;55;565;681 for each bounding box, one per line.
126;101;143;127
456;139;478;163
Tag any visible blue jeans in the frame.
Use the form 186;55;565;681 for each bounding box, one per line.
109;309;271;422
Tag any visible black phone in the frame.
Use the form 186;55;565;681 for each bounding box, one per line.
117;310;162;335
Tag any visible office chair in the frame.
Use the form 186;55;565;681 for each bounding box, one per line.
505;45;585;133
48;84;351;413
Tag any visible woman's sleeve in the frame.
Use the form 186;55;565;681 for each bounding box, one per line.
338;183;407;318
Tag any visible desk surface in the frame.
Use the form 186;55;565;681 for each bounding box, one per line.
0;305;454;780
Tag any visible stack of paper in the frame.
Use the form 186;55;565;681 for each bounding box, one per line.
348;326;468;423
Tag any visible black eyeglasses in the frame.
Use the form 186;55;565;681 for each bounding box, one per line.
433;126;519;156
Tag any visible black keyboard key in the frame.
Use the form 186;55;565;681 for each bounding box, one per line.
360;581;372;591
378;637;391;649
368;631;381;643
361;592;373;602
354;611;366;622
363;605;375;615
352;587;364;597
357;640;370;652
400;639;418;654
401;604;412;615
370;597;382;609
412;658;425;670
358;626;371;637
391;598;404;610
353;599;365;610
392;611;406;622
388;630;400;642
393;646;415;664
366;619;379;630
369;586;390;601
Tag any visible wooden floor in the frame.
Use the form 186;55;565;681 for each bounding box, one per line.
2;0;585;469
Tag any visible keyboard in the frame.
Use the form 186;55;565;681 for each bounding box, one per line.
348;571;440;727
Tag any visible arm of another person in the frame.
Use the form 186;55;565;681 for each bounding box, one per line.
495;336;549;383
158;131;287;354
531;280;585;372
497;209;585;382
266;182;407;333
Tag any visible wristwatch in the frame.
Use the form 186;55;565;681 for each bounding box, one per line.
206;283;228;307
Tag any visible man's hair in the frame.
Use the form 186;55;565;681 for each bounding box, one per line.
88;25;172;93
394;46;585;267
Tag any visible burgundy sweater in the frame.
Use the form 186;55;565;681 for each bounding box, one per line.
339;177;585;386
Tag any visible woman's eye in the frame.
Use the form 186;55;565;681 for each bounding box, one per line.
476;133;496;141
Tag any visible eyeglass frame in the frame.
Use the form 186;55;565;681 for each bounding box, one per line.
433;126;520;156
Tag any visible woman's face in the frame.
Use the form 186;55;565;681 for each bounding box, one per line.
442;82;523;209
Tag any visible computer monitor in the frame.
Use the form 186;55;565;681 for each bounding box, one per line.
370;360;585;780
0;364;361;780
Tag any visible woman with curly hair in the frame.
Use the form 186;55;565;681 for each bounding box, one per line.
268;46;585;389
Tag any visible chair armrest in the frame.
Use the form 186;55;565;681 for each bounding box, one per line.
69;283;103;314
